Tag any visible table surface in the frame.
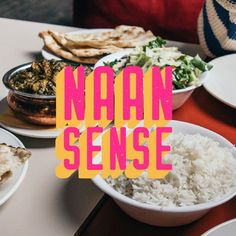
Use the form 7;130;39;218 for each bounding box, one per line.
0;18;104;236
0;18;235;236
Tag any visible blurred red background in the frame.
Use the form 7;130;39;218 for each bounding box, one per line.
73;0;204;43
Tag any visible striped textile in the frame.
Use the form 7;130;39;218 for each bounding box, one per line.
198;0;236;57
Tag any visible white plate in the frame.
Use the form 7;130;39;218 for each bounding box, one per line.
0;122;61;139
42;29;112;61
202;218;236;236
204;54;236;109
42;29;205;61
0;128;29;205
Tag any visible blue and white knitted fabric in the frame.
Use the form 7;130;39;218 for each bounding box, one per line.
198;0;236;57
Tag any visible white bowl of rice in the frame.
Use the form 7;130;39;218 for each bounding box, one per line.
92;120;236;227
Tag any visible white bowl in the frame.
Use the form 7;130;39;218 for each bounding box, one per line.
171;78;207;110
92;120;236;227
95;52;208;110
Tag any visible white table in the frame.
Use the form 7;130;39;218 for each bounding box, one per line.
0;18;204;236
0;18;103;236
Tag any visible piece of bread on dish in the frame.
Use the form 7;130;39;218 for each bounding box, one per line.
0;143;31;184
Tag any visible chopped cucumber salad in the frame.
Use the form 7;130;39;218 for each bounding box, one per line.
105;37;212;90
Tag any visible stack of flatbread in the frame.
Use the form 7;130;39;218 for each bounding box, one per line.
39;25;156;64
0;143;31;184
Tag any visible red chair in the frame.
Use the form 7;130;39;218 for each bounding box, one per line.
73;0;204;43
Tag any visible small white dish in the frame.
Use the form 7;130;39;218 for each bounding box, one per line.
0;128;29;205
204;54;236;109
92;120;236;227
202;218;236;236
0;122;61;139
95;52;208;110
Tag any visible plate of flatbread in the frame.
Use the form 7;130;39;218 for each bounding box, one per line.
39;25;156;64
0;128;31;205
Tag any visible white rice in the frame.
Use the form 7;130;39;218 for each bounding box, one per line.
106;133;236;207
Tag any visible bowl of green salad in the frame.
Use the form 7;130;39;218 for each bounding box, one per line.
95;37;212;110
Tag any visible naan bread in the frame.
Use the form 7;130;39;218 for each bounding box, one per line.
112;25;155;47
39;32;99;64
39;25;156;64
48;30;124;57
0;143;31;184
65;25;155;48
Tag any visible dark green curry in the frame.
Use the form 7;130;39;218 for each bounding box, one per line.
9;59;91;96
